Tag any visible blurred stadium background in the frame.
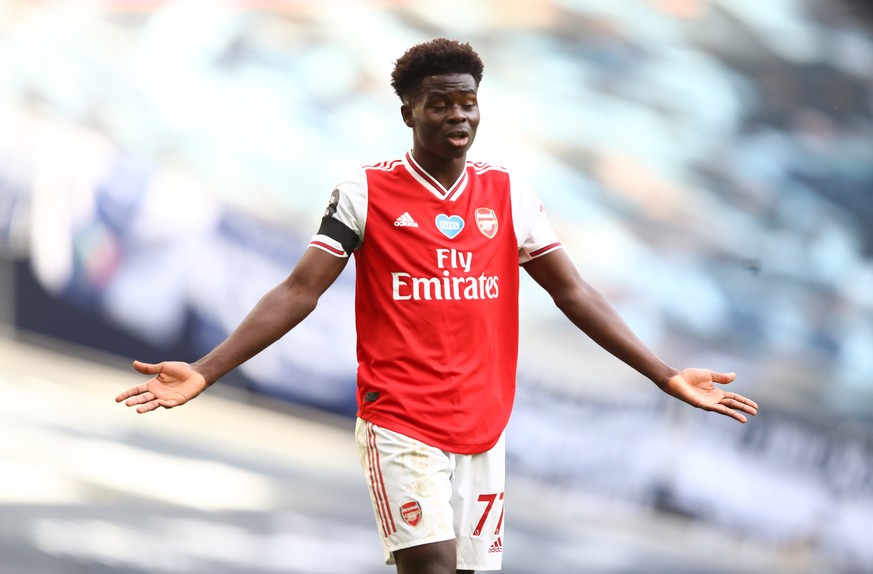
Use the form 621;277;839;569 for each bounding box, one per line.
1;0;872;572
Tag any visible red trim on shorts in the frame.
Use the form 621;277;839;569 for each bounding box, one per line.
367;423;397;536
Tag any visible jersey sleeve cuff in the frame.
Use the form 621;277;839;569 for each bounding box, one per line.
309;235;350;258
519;242;562;264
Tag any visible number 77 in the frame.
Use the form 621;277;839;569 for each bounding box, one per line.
473;492;505;536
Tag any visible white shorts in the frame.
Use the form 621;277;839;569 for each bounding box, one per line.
355;418;506;571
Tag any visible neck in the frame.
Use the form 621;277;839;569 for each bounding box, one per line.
409;150;467;190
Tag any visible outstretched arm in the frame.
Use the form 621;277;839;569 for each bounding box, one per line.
523;250;757;423
115;247;348;413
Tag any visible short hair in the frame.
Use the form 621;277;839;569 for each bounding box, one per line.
391;38;484;103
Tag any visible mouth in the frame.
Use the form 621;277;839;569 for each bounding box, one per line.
446;130;470;148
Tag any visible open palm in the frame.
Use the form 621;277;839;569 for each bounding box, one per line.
115;361;208;414
662;368;758;423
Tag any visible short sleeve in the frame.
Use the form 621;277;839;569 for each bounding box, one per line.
309;166;368;258
509;171;562;265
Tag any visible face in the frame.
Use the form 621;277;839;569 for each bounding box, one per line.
401;73;480;163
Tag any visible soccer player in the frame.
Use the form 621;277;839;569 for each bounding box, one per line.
115;38;758;574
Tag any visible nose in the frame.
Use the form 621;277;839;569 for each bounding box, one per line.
447;104;467;122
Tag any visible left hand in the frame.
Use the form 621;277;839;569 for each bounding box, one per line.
661;368;758;423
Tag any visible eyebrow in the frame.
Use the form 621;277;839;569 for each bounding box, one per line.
425;88;477;97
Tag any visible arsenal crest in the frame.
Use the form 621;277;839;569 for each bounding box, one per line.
400;501;422;527
475;208;498;239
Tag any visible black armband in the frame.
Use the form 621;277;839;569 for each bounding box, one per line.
317;216;360;254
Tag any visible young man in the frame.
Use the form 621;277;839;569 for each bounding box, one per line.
115;38;758;573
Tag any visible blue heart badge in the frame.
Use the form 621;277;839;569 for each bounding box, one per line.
435;214;464;239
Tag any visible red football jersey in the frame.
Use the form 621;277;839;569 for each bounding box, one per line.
311;153;561;453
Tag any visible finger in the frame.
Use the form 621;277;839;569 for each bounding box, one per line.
711;371;737;385
726;409;749;424
722;400;757;417
709;403;748;424
722;391;759;410
124;391;154;407
136;400;162;414
694;395;748;423
728;393;759;411
722;395;758;415
140;398;181;413
115;383;150;402
132;360;162;375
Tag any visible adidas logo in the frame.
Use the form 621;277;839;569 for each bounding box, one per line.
394;212;419;227
488;537;503;553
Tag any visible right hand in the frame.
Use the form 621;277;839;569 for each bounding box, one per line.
115;361;208;414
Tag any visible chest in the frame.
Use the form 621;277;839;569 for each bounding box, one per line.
363;169;514;267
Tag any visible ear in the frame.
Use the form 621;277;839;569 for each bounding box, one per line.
400;104;413;128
